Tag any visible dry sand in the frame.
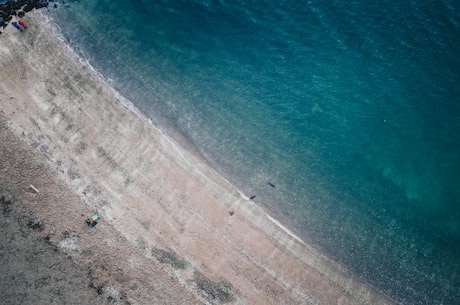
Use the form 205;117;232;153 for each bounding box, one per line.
0;11;396;305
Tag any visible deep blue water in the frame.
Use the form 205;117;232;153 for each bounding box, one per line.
47;1;460;303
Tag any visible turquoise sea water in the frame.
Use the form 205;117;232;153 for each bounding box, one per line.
47;1;459;303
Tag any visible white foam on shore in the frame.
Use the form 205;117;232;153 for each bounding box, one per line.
38;10;305;246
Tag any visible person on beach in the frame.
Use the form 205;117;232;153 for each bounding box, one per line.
86;215;99;227
18;20;27;29
12;22;23;32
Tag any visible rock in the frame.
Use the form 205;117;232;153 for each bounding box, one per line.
23;4;35;12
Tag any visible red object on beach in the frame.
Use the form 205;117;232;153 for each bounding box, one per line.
19;20;26;27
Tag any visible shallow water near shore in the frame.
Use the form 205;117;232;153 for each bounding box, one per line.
46;1;460;303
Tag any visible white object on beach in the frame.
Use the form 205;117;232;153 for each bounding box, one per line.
29;184;40;193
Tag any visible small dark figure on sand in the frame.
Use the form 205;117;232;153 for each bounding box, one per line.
250;195;256;200
86;215;99;227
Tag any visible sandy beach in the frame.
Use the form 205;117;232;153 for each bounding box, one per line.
0;11;396;305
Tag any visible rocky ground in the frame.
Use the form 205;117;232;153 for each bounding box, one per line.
0;115;122;304
0;0;49;32
0;114;212;305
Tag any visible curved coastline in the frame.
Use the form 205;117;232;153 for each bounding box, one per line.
41;9;308;248
1;10;395;305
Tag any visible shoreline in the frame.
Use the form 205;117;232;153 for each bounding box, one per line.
1;10;395;305
43;9;308;249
